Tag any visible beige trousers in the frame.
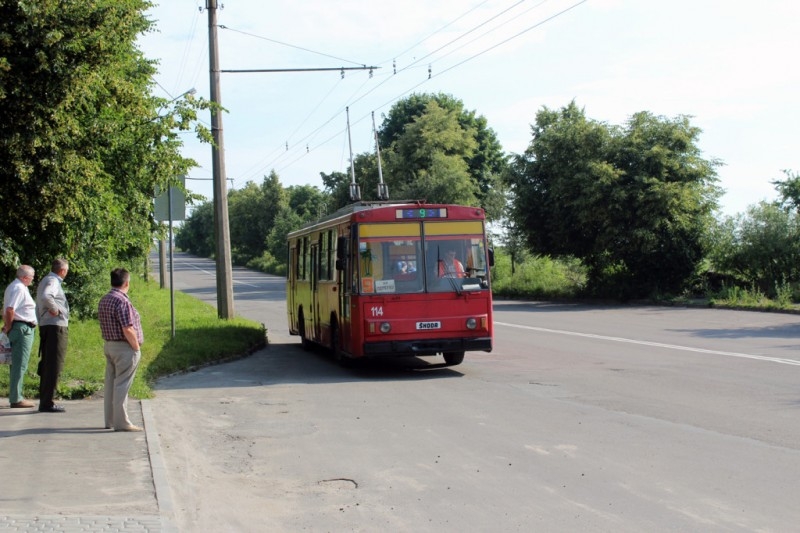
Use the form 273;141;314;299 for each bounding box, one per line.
103;341;141;429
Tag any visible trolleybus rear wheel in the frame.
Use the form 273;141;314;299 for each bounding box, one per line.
443;351;465;366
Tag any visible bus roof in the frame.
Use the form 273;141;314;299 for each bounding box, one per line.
287;201;486;239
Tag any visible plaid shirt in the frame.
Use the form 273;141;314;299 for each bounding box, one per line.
98;288;143;345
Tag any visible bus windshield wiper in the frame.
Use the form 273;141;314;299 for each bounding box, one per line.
444;270;461;295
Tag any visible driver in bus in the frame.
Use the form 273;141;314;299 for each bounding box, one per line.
438;247;465;278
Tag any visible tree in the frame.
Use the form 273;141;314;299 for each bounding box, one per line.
321;153;380;212
227;171;286;263
320;170;351;212
264;206;302;265
506;101;721;298
0;0;208;315
287;184;328;221
708;202;800;293
379;93;506;218
176;202;215;257
178;173;329;272
320;94;506;217
772;169;800;212
264;184;328;265
384;100;479;205
499;215;529;276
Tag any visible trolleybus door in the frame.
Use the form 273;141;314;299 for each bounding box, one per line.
310;243;319;341
287;242;297;329
335;235;350;353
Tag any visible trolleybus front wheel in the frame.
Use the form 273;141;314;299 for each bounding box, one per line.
331;323;353;368
298;309;311;351
443;351;465;366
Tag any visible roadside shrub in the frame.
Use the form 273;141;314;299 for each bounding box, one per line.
492;249;585;299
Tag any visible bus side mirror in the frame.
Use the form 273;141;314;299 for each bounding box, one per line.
488;248;495;267
336;236;347;271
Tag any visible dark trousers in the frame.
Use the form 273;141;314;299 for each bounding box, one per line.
38;325;68;409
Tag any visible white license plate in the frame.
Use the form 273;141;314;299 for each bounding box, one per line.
416;321;442;330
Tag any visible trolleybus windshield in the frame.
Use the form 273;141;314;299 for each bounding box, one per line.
357;220;489;295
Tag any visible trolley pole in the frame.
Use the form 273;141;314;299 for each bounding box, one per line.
207;0;234;319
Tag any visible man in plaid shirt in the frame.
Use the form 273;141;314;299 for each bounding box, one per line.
98;268;144;432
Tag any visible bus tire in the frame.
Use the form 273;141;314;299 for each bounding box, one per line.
299;309;311;351
443;351;465;366
331;323;352;368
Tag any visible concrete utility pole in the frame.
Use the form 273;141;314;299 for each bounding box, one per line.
207;0;235;319
203;3;376;320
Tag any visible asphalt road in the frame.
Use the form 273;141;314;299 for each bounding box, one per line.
150;252;800;532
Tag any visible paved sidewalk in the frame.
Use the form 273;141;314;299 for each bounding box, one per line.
0;396;174;532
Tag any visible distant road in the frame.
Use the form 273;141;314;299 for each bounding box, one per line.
150;251;800;531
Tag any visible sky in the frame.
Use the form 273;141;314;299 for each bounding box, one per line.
137;0;800;219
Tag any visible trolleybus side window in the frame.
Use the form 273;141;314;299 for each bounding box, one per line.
319;232;329;281
304;236;312;281
290;241;298;280
326;230;334;280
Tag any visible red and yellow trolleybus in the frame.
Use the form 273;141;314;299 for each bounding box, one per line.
287;201;494;366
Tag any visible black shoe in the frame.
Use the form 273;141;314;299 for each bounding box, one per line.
39;405;66;413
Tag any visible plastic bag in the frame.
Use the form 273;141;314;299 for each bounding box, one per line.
0;331;11;364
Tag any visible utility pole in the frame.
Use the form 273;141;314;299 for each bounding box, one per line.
207;0;234;319
203;2;375;320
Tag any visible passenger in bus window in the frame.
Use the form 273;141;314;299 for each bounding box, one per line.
439;247;465;278
397;261;408;274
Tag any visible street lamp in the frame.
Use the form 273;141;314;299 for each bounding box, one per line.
167;88;196;102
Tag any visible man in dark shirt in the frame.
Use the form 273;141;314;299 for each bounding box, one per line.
98;268;144;432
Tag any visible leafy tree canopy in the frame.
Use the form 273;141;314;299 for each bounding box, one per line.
264;182;329;264
708;201;800;293
321;152;379;212
772;169;800;212
379;93;506;219
175;201;215;258
286;184;328;221
179;172;329;268
231;172;287;258
506;101;722;298
0;0;208;315
322;93;506;218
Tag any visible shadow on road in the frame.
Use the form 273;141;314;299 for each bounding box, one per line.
669;323;800;342
154;340;465;392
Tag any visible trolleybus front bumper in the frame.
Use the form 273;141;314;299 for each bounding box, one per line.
363;337;492;357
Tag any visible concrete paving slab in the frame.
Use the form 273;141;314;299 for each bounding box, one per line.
0;396;173;532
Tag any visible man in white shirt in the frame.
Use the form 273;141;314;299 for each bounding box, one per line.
3;265;38;408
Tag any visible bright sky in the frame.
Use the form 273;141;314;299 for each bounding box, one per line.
138;0;800;218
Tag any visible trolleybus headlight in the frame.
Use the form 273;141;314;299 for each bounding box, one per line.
380;322;392;333
466;317;477;330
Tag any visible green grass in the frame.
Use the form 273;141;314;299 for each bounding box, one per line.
706;283;800;312
0;276;266;402
491;252;586;299
486;248;800;314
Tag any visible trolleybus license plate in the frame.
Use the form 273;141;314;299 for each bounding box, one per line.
416;321;442;330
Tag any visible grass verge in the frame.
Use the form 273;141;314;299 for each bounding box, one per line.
0;276;266;402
